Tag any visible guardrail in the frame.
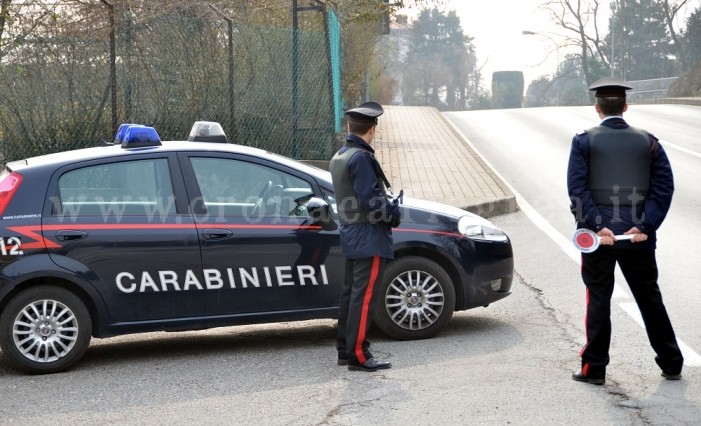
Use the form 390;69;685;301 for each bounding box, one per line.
627;77;678;102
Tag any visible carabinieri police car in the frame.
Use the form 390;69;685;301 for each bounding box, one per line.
0;122;513;374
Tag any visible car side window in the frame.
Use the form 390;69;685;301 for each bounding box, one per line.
190;157;313;218
57;158;175;216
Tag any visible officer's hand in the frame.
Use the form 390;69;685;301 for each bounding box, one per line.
624;227;648;243
597;228;615;246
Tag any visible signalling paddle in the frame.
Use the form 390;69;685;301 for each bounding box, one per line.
571;228;635;253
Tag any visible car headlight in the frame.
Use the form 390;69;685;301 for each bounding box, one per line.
458;216;508;242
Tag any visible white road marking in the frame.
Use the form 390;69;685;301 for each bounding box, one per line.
620;302;701;367
513;192;631;301
661;139;701;160
449;121;701;368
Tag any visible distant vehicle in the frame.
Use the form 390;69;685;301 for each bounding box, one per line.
0;122;513;374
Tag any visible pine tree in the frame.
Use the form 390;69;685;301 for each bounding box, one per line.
401;8;477;110
682;6;701;67
606;0;677;80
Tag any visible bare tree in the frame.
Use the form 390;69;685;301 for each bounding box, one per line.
660;0;691;69
0;0;10;48
0;0;64;62
1;0;448;162
541;0;610;91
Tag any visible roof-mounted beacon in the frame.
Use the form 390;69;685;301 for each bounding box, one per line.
188;121;228;143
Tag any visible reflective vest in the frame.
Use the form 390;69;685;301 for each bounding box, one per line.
587;125;650;207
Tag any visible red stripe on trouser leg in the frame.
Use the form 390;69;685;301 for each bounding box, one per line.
580;288;590;357
354;256;380;364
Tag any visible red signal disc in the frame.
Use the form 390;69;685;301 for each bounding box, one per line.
572;228;599;253
575;233;594;248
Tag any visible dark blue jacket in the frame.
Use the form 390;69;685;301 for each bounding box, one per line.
567;117;674;249
335;134;398;259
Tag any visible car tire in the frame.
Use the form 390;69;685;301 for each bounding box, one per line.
374;256;455;340
0;285;92;374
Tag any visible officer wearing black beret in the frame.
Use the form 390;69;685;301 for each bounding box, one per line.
329;101;400;372
567;77;683;384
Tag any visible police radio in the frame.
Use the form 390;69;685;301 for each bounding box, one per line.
390;189;404;206
389;189;403;228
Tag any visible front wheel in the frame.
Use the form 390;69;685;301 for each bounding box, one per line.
0;285;92;374
374;256;455;340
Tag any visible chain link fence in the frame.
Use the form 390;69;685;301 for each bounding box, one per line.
0;2;342;163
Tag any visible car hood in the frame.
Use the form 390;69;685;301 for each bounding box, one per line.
401;196;480;221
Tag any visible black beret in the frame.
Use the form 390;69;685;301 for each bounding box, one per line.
589;77;633;98
345;101;384;124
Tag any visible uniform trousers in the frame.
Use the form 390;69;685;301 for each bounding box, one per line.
337;256;386;364
580;247;683;377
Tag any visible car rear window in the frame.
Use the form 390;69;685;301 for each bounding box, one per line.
56;159;175;216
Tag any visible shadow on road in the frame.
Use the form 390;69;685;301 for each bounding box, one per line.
0;310;520;377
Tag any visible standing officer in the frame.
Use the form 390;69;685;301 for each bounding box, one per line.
567;77;683;385
330;101;400;372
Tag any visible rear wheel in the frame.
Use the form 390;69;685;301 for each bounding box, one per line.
0;285;92;374
374;256;455;340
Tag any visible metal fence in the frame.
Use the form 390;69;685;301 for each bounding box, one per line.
0;2;342;163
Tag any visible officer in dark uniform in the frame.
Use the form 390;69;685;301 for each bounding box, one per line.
329;101;400;372
567;77;684;385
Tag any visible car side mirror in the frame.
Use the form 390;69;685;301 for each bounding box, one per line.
306;197;337;230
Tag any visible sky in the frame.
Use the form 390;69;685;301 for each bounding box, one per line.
396;0;699;90
396;0;581;89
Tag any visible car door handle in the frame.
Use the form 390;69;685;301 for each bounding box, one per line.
201;229;234;240
55;230;89;241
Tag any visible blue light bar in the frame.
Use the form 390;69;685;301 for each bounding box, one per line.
121;126;162;149
113;123;143;145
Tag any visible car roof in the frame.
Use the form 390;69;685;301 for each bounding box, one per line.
6;141;332;183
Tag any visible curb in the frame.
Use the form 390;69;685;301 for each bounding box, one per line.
463;197;518;219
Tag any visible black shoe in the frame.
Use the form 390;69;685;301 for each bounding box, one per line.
347;357;392;372
655;356;683;380
662;371;682;380
572;371;605;385
337;358;348;366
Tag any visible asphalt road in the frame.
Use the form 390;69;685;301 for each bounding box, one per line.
0;238;646;426
446;104;701;425
1;105;699;425
445;104;701;360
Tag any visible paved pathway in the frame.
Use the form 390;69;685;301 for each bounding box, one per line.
375;105;515;217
